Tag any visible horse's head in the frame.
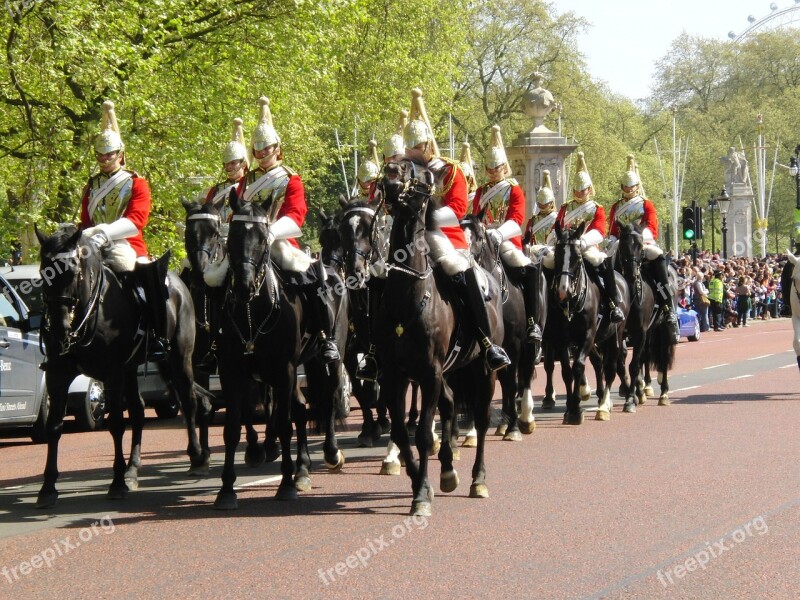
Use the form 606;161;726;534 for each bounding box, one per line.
317;205;343;268
618;222;644;283
380;158;434;219
553;221;586;303
182;197;224;286
227;194;271;303
34;224;96;352
337;200;376;285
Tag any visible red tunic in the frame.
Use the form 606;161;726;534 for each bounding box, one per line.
80;173;150;257
608;196;658;239
556;201;607;236
437;162;468;250
236;169;307;249
472;181;526;250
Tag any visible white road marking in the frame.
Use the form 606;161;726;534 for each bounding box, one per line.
748;354;774;360
730;375;753;380
671;385;700;393
780;364;796;369
703;363;728;370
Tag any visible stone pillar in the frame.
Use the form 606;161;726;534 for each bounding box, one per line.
727;182;754;258
504;73;577;220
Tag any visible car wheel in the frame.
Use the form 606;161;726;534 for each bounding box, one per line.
73;379;106;432
30;390;49;444
154;396;181;419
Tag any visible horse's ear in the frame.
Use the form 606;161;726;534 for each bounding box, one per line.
34;223;47;247
318;207;328;222
788;252;797;266
338;194;349;209
67;226;82;248
229;188;241;214
181;196;198;212
576;221;586;237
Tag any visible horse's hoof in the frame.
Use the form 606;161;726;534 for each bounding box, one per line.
35;490;58;509
107;485;129;500
357;432;374;448
246;442;267;467
324;450;345;473
123;476;138;491
637;394;646;405
519;420;536;434
429;439;441;456
380;461;401;476
494;423;507;436
461;435;477;448
440;470;459;493
410;501;432;517
212;491;238;510
187;463;210;477
658;395;670;406
275;484;298;501
263;442;281;464
562;412;583;426
595;410;610;421
541;397;556;410
294;475;312;492
503;430;522;442
469;483;489;498
623;401;637;413
644;385;655;397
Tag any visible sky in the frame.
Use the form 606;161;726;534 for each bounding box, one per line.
554;0;798;100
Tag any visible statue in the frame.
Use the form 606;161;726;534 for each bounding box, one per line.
721;146;750;187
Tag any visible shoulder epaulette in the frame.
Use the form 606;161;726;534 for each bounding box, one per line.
506;177;519;186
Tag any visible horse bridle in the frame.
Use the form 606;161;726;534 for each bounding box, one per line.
42;248;104;355
620;231;645;303
555;239;588;317
341;205;378;284
381;160;434;280
187;212;225;330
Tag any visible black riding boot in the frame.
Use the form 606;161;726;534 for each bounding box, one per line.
650;254;681;344
356;280;384;382
780;261;793;317
522;264;543;344
599;259;624;323
310;260;340;364
459;268;510;371
135;251;171;361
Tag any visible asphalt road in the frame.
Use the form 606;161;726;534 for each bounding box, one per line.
1;317;798;599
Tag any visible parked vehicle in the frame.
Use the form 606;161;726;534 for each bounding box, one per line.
677;306;701;342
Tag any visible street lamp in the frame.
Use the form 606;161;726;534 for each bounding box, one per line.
790;145;800;254
717;187;731;260
707;193;718;254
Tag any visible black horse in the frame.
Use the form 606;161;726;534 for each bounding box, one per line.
319;201;391;447
546;222;607;425
34;225;209;508
461;215;540;439
213;195;347;509
182;198;281;466
616;223;676;410
377;159;502;516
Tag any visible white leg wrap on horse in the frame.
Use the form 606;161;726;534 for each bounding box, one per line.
384;441;401;464
519;388;535;422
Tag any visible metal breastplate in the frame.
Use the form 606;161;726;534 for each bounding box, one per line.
245;166;291;220
480;180;512;223
563;200;597;229
615;196;645;227
528;212;556;243
89;173;133;224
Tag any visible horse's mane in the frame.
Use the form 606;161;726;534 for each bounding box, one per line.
40;225;81;255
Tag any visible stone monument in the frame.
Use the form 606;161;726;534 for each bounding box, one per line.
505;72;577;220
720;147;754;258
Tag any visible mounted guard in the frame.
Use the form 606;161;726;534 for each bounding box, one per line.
607;154;680;343
472;125;542;344
555;151;623;323
459;141;478;204
80;100;169;361
353;139;381;203
203;117;249;222
404;89;509;371
234;96;339;363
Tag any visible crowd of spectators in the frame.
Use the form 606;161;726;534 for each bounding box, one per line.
672;250;788;332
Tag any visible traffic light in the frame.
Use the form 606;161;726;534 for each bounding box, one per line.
694;204;703;240
682;206;696;240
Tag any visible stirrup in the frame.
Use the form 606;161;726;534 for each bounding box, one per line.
147;337;169;361
356;352;379;382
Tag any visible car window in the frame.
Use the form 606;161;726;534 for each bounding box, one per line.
13;280;44;314
0;284;21;327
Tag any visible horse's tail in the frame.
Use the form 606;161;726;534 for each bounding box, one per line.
647;324;676;373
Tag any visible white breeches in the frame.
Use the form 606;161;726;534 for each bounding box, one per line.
104;240;137;273
425;230;470;276
539;243;606;269
643;242;663;260
271;239;313;273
